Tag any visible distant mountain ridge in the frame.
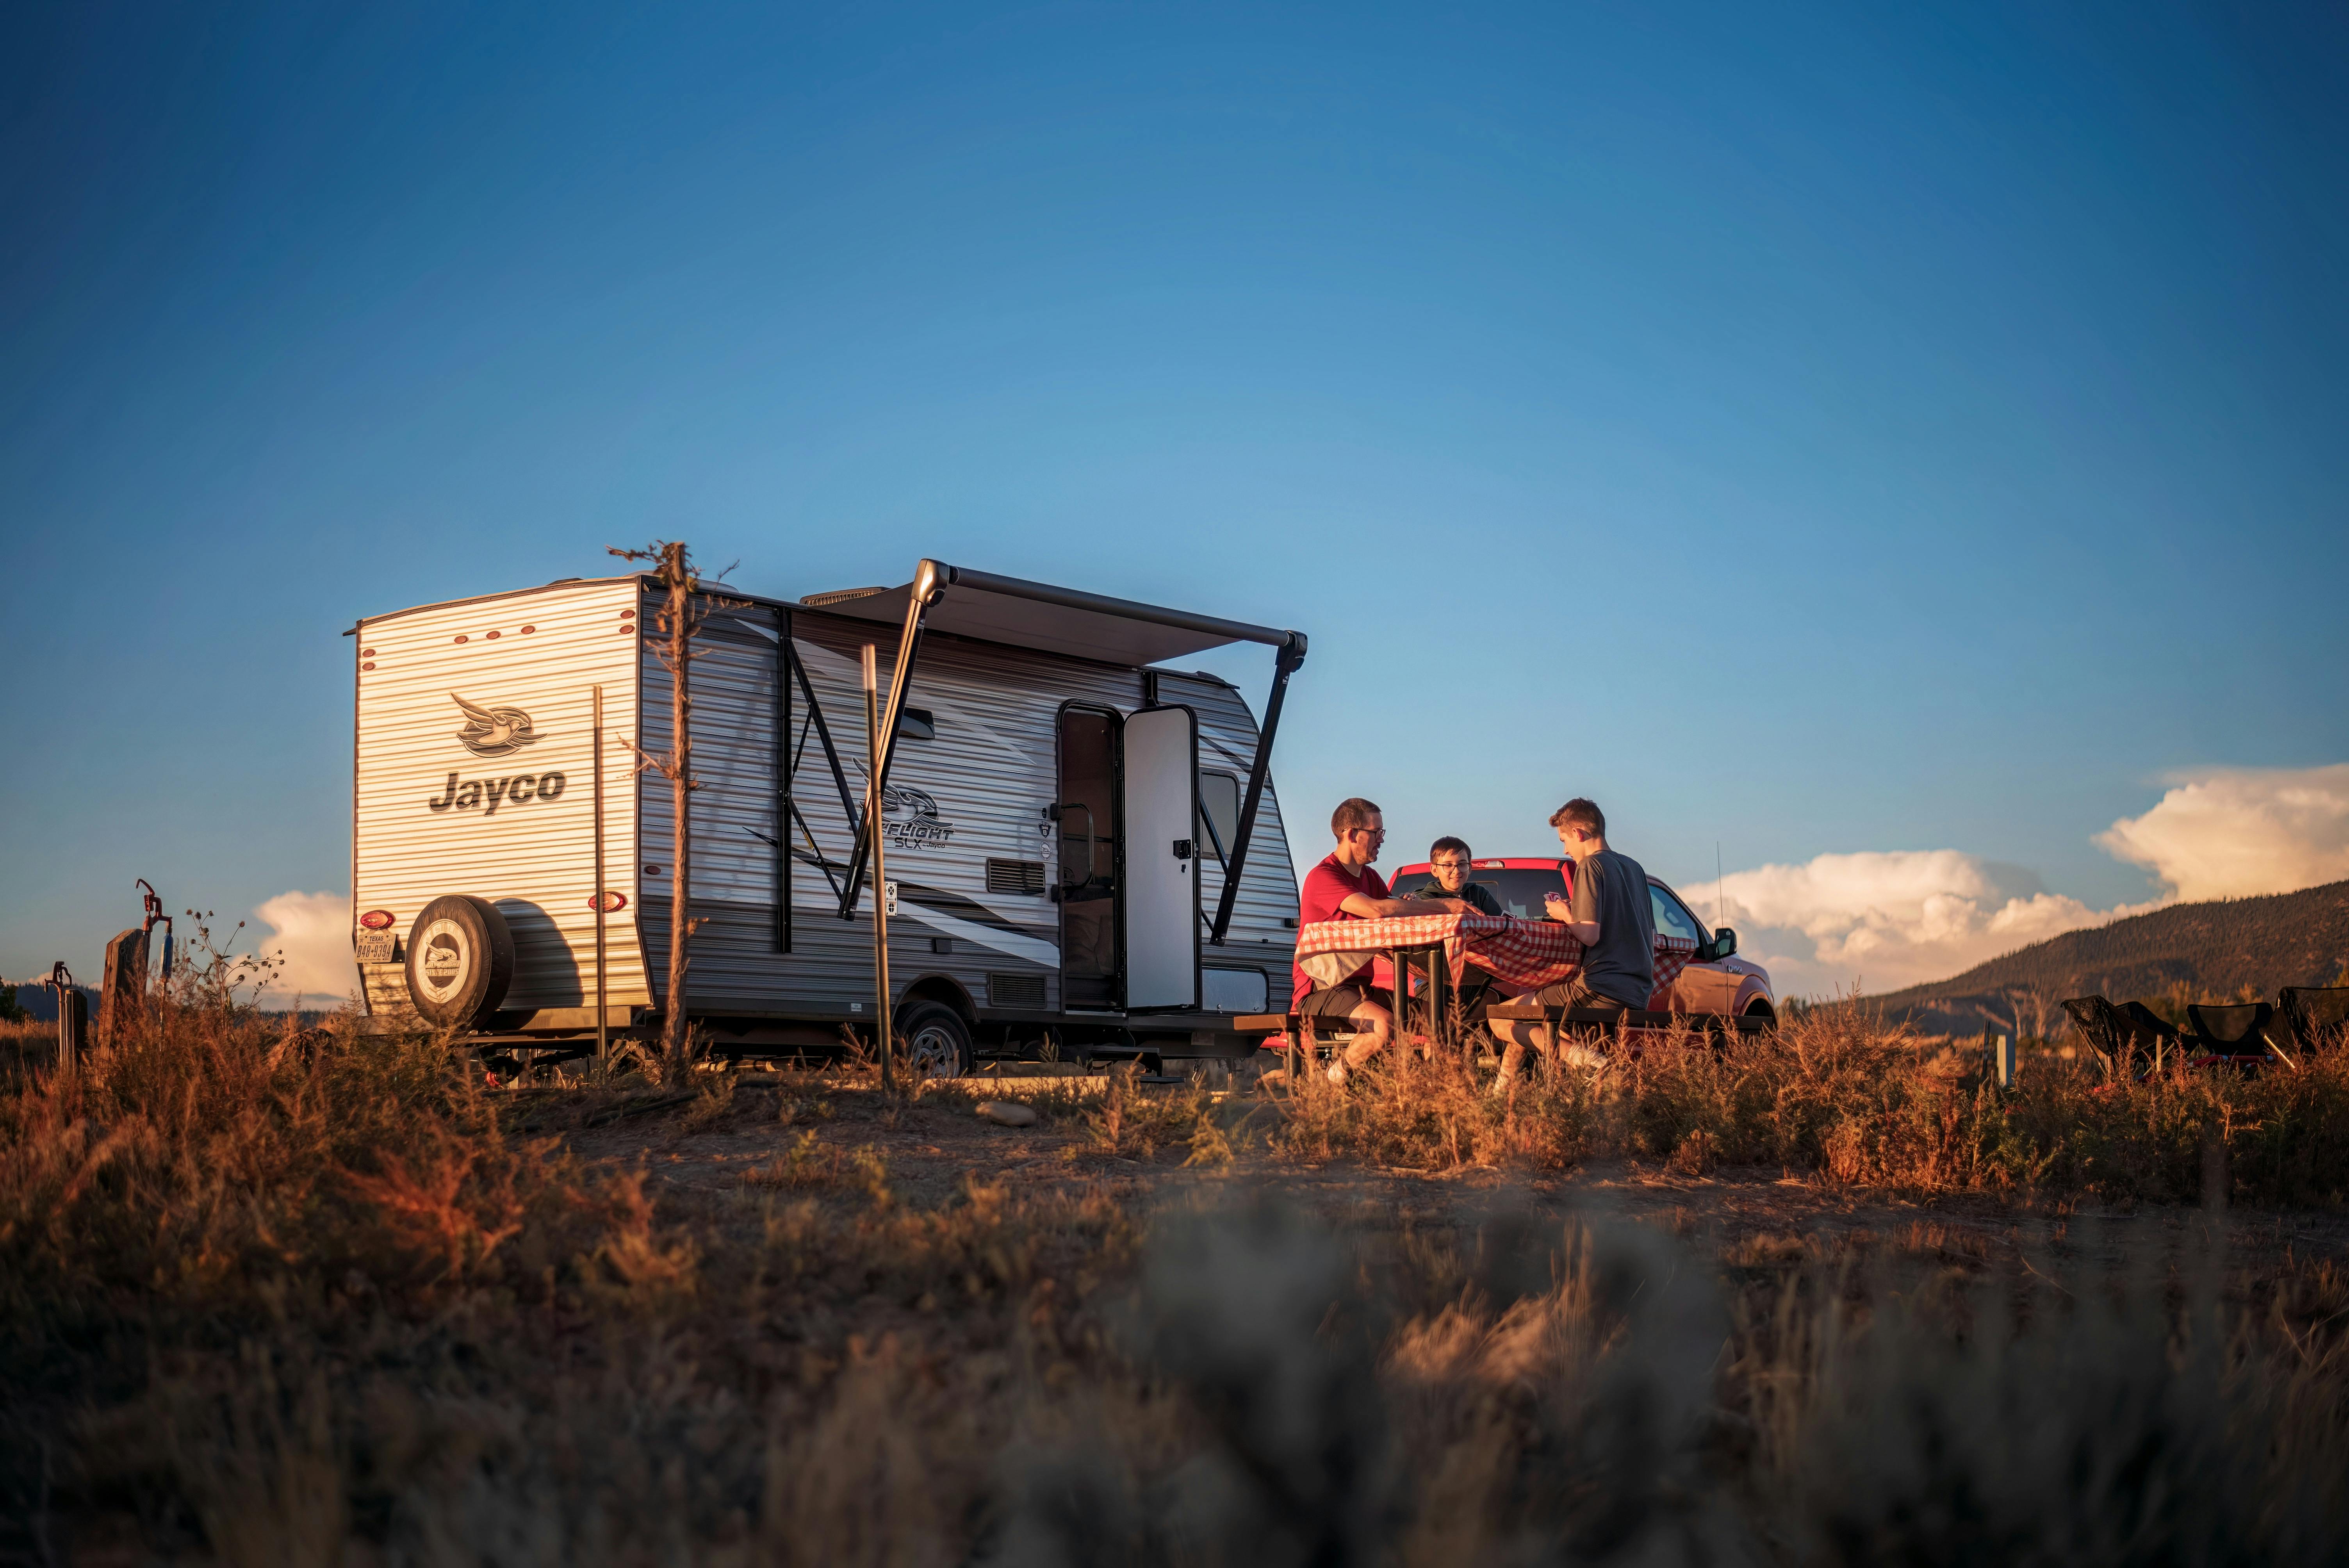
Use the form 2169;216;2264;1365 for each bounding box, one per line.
1863;880;2349;1037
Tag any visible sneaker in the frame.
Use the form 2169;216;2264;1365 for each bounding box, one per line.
1326;1060;1349;1087
1488;1074;1514;1098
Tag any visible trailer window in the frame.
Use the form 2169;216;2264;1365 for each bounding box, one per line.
897;707;935;740
1198;771;1241;862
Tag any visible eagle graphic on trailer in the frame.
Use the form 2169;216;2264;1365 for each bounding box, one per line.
451;693;538;757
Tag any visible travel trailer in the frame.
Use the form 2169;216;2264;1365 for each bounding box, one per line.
347;561;1306;1074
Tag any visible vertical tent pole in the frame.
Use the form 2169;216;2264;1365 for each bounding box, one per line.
863;645;894;1095
593;684;608;1068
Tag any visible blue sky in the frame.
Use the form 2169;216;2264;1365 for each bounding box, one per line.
5;1;2345;998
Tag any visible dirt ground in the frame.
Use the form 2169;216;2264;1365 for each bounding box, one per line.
551;1068;2349;1286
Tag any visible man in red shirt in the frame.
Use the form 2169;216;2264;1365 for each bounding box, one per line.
1294;796;1465;1083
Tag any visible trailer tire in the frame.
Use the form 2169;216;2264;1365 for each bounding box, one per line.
404;895;515;1028
898;1001;972;1080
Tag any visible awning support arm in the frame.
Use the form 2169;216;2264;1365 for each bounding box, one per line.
1210;634;1307;944
790;644;859;830
837;559;945;918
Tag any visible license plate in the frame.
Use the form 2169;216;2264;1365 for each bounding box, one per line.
355;931;398;964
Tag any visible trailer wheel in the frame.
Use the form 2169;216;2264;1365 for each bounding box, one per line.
404;895;516;1028
898;1001;971;1080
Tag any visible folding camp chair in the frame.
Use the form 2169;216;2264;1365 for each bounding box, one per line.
2061;996;2130;1072
2276;986;2349;1064
2185;1001;2276;1070
2065;995;2191;1078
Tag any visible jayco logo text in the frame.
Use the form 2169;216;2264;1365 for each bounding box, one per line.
428;771;568;816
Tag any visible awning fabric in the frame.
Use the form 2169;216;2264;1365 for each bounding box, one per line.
802;571;1293;667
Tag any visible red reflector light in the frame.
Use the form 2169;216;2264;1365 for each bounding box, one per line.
644;864;663;875
360;648;375;656
590;891;628;912
519;624;535;634
359;909;395;930
621;609;635;618
486;629;501;639
454;634;468;643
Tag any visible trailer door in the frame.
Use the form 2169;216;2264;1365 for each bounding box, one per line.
1120;706;1200;1011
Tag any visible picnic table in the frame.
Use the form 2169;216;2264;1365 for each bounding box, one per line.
1293;912;1702;1042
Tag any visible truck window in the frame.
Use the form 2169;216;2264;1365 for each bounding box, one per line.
1649;884;1706;945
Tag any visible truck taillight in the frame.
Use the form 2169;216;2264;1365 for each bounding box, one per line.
359;909;395;930
590;891;627;912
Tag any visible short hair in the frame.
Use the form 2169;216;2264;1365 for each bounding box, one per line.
1549;798;1606;837
1430;835;1472;862
1331;797;1382;837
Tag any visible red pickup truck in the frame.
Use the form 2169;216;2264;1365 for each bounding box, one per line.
1387;856;1778;1021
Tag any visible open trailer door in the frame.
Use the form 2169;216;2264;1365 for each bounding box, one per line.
1121;705;1200;1012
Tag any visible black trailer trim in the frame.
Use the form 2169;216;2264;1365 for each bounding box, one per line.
775;604;791;953
1212;636;1306;944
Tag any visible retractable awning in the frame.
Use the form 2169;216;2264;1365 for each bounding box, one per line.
802;566;1294;667
826;561;1306;946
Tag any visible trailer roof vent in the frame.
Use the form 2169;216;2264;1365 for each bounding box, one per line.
801;586;890;607
986;859;1048;896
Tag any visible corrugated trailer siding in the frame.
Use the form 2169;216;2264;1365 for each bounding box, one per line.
789;620;1076;1019
634;599;788;1009
642;609;1089;1015
1154;671;1301;961
354;582;647;1012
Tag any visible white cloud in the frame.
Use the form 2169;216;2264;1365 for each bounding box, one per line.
1722;762;2349;998
1715;850;2159;998
2096;764;2349;903
251;890;358;1010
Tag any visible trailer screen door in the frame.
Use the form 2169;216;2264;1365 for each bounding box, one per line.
1121;706;1199;1011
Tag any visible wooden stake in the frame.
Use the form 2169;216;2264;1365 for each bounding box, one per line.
864;644;893;1095
593;683;608;1068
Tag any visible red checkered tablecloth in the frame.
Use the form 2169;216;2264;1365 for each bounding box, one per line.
1295;914;1700;1005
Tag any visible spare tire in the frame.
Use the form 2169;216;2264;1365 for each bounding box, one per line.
405;895;516;1028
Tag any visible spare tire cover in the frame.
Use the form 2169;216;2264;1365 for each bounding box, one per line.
405;894;516;1028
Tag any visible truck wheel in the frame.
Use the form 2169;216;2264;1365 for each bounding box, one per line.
405;895;515;1028
898;1001;972;1080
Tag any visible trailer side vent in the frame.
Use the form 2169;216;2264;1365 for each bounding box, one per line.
989;973;1046;1009
985;858;1048;896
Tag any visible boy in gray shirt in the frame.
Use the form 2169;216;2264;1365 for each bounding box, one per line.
1493;797;1656;1089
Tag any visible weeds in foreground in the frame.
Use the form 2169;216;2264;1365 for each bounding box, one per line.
6;997;2349;1561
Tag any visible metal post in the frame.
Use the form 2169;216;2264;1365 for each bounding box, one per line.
593;684;608;1068
863;645;894;1094
1994;1032;2015;1089
48;962;80;1074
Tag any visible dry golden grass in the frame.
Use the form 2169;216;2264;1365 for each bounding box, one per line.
1258;1000;2349;1206
5;994;2349;1563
